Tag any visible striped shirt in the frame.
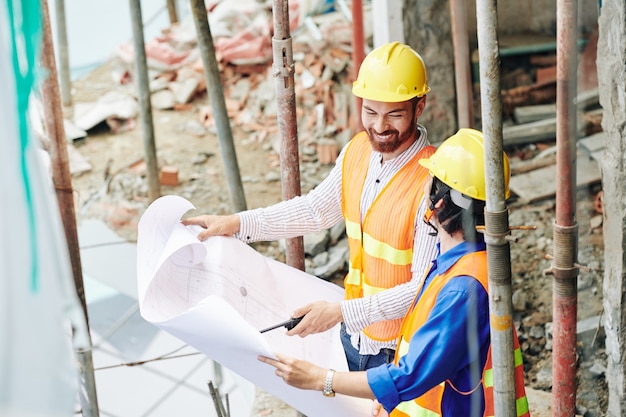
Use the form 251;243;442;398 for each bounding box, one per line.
237;124;439;355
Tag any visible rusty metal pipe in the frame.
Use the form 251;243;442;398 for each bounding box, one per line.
272;0;304;271
552;0;579;414
167;0;178;24
351;0;365;133
41;1;100;415
449;0;474;128
476;0;517;415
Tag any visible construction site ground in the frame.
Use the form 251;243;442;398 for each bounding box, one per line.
67;59;607;417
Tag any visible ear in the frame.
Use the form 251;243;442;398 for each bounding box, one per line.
415;96;427;118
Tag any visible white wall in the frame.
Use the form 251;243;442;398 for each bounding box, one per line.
48;0;190;80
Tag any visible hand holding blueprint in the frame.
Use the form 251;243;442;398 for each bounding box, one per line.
137;195;372;416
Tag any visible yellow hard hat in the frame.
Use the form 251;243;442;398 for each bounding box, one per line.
418;128;511;201
352;41;430;102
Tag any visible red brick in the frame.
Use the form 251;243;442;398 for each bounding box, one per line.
317;140;339;165
159;166;179;186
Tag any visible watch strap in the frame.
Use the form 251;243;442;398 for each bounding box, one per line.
323;368;336;397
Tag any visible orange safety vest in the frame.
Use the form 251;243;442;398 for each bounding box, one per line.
391;251;530;417
342;132;435;342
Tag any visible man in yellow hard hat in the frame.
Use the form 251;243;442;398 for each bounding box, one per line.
258;129;530;417
183;42;438;371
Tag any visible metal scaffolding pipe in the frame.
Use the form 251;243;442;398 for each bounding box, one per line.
129;0;161;202
551;0;579;415
475;1;517;416
449;0;474;128
54;0;72;107
190;0;247;213
271;0;304;271
351;0;365;132
40;1;100;415
167;0;178;24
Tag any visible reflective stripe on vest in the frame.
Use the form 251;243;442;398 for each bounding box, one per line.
394;385;444;417
482;340;530;417
344;224;413;290
341;132;435;341
391;251;530;417
362;230;414;266
483;347;524;388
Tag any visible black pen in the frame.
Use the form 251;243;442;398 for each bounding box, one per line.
259;316;304;333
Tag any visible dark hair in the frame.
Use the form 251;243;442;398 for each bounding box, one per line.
410;96;424;112
430;177;485;242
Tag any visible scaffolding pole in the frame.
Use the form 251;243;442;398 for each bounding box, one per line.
129;0;161;202
550;0;579;415
54;0;72;107
40;1;100;416
271;0;304;271
351;0;365;133
475;0;517;416
449;0;474;128
190;0;247;213
167;0;178;23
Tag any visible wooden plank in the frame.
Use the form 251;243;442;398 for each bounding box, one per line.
503;114;586;146
510;153;557;175
578;131;606;154
574;87;599;109
509;155;601;202
504;117;558;145
512;89;599;124
514;103;556;124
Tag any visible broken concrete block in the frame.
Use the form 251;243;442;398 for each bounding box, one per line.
74;91;138;131
151;89;176;110
171;77;200;104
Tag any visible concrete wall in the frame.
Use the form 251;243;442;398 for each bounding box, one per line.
403;0;456;143
403;0;457;143
598;0;626;414
466;0;600;39
400;0;600;144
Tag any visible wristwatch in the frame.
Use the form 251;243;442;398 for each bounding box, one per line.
322;368;336;397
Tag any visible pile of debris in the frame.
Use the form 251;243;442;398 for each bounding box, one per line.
44;0;369;179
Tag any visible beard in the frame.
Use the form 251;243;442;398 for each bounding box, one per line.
366;119;416;154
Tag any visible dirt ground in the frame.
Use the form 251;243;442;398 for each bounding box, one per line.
68;60;607;416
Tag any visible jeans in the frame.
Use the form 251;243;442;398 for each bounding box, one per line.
340;323;395;371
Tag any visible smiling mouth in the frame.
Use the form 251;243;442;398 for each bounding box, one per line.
373;131;396;141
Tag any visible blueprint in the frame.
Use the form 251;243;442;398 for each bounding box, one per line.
137;195;371;416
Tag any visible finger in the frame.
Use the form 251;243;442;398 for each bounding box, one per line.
258;355;280;368
274;353;293;364
286;316;312;337
292;304;312;318
258;355;275;364
197;229;211;241
181;216;205;227
371;400;382;416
